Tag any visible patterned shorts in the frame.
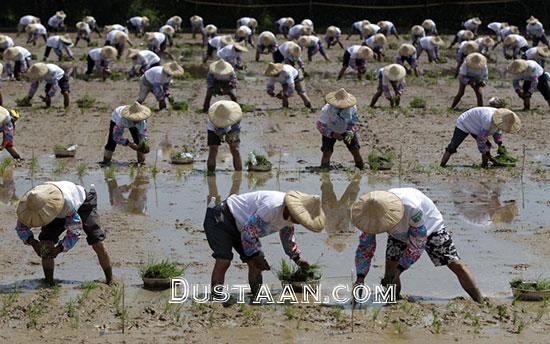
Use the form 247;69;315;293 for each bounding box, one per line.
385;229;460;267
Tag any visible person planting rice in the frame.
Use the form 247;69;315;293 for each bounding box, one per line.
104;24;128;34
302;19;315;31
324;26;344;49
410;25;425;47
255;31;277;62
237;17;258;35
190;15;204;39
377;20;400;39
440;106;521;167
15;181;113;286
395;43;420;76
454;41;479;77
494;24;518;48
26;23;47;45
203;35;233;63
417;36;444;63
206;100;243;173
203;60;238;112
127;16;149;37
144;32;173;59
347;19;368;40
0;34;14;53
288;24;313;40
202;25;218;46
265;62;312;109
105;30;133;58
448;29;474;49
43;34;74;61
0;64;2;105
3;46;32;81
451;53;489;109
137;62;184;110
502;34;528;60
0;106;22;160
275;17;295;38
351;188;482;302
83;16;101;37
101;102;151;165
475;36;495;56
272;41;306;75
487;21;505;43
22;62;70;108
75;21;92;46
217;43;248;70
297;35;330;62
166;15;183;32
507;59;550;110
422;19;438;36
523;46;550;68
235;25;254;47
337;45;373;80
360;23;380;40
47;11;66;32
84;46;117;81
17;15;40;36
525;16;549;47
463;17;482;34
370;64;406;108
203;189;325;299
316;88;364;170
128;49;160;77
159;25;175;46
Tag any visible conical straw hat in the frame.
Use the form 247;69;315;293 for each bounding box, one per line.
25;24;37;33
301;19;313;27
162;62;184;76
59;34;73;45
4;47;21;60
127;48;140;59
76;21;88;30
56;11;66;18
302;25;313;35
372;33;387;46
142;16;150;25
537;46;550;57
398;43;416;57
471;17;482;25
430;36;445;46
411;25;425;35
190;15;202;24
208;100;242;128
325;88;357;109
422;19;435;30
465;53;487;70
17;184;64;227
351;191;404;234
285;17;295;27
249;18;258;28
264;62;284;77
284;191;326;232
326;26;339;37
356;46;373;60
259;31;275;46
219;35;234;47
170;16;183;25
286;41;301;57
383;64;406;81
114;31;128;44
481;36;495;47
83;16;94;23
205;24;217;34
297;35;313;48
100;46;118;61
144;32;156;41
503;34;517;47
461;41;479;55
526;16;539;24
121;101;152;121
506;59;528;74
362;24;374;36
27;63;49;80
209;59;234;77
462;30;474;40
162;26;175;36
233;43;248;52
492;109;521;133
236;26;248;38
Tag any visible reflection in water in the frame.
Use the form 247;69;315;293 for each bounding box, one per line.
207;172;243;205
105;168;150;214
320;173;361;252
452;181;519;225
0;169;17;205
246;171;273;189
157;134;173;161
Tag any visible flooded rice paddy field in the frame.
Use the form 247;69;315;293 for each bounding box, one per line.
0;32;549;342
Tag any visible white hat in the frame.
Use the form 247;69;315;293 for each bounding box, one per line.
4;47;21;61
422;19;435;30
284;191;326;232
259;31;275;46
351;191;404;234
208;100;242;128
205;24;217;35
286;41;301;57
17;184;64;227
398;43;416;57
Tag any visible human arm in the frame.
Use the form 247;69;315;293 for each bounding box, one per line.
355;232;377;278
279;225;301;260
2;119;15;149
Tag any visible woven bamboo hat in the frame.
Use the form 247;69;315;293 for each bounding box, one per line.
422;19;435;30
509;26;519;34
411;25;425;36
286;41;301;57
249;18;258;29
259;31;275;46
236;26;249;38
25;23;37;34
208;100;242;128
162;26;175;36
504;34;522;47
462;30;474;40
372;33;387;46
285;17;295;27
232;43;248;52
144;32;156;42
398;43;416;57
83;16;94;24
506;59;528;74
356;46;373;60
114;31;129;44
264;62;284;76
127;48;140;59
27;63;49;80
377;21;390;30
351;191;404;234
170;16;183;25
297;35;313;48
4;47;21;60
362;23;375;36
55;11;66;19
59;34;73;45
301;19;313;27
190;15;202;25
430;36;445;46
471;17;482;25
480;36;495;48
326;26;339;37
384;64;406;81
325;88;357;109
100;46;117;61
526;16;539;25
462;41;479;55
465;53;487;69
142;16;150;25
0;34;8;44
205;24;217;35
492;109;521;133
122;101;152;121
17;184;64;227
219;35;234;47
162;62;184;76
76;21;88;31
302;25;313;35
537;46;550;57
209;59;234;77
284;191;326;232
488;97;507;108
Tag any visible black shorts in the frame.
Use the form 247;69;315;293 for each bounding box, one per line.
386;229;460;267
342;51;365;69
445;126;483;154
203;203;247;262
105;120;140;152
45;74;70;94
273;49;284;63
321;134;360;152
206;43;216;57
38;189;105;246
523;73;550;101
207;129;240;146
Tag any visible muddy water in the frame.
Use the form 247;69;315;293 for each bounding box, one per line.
2;166;548;303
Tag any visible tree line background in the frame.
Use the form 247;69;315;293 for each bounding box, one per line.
0;0;547;34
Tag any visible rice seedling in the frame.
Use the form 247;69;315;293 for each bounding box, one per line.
393;318;404;334
175;168;183;180
331;306;344;323
139;258;185;279
464;312;481;334
66;298;80;328
150;164;159;178
15;97;32;107
0;158;12;176
388;41;399;50
170;100;189;112
29;156;39;177
510;278;550;291
515;319;526;334
432;310;442;334
26;302;45;328
77;162;88;178
78;281;99;304
367;149;395;171
409;96;426;108
372;308;381;321
1;287;19;317
53;160;68;175
129;163;136;178
240;103;255;112
76;95;96;109
497;305;508;319
276;259;322;282
283;305;299;320
105;164;117;180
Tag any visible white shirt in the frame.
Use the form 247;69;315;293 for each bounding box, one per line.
507;34;528;50
238;17;252;26
526;22;544;37
46;35;67;49
109;24;127;33
217;45;240;65
278;41;297;58
148;32;166;48
276;18;291;27
5;46;30;62
0;36;14;49
458;63;488;79
208;36;225;49
524;47;546;64
129;17;144;27
463;19;479;31
352;21;364;31
227;191;292;233
135;50;160;67
419;36;435;50
144;66;171;84
48;15;64;28
387;188;445;241
365;35;381;49
487;22;502;33
288;25;304;39
512;60;544;82
19;15;37;26
159;25;173;35
78;22;91;34
88;48;102;61
457;40;477;55
318;104;357;134
456;107;498;135
267;64;298;88
32;24;47;35
46;181;86;217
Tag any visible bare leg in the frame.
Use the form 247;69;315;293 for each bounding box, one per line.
40;241;56;285
228;142;242;171
211;258;231;297
202;88;214;112
451;83;466;109
247;262;263;298
337;66;347;80
440;150;452;167
384;260;401;298
447;260;482;302
92;242;113;284
207;145;219;173
370;90;383;107
62;92;70;108
473;85;483;106
299;93;312;108
320;151;332;169
350;148;364;169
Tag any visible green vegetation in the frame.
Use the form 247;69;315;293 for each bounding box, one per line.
0;158;12;176
276;259;322;282
171;100;189;112
105;164;117;180
432;310;442;333
1;287;19;317
138;140;150;154
66;298;80;328
368;149;395;171
15;97;31;107
510;278;550;291
283;305;299;320
76;95;96;109
246;151;272;170
139;258;185;279
240;103;255;112
77;163;88;178
409;96;426;108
